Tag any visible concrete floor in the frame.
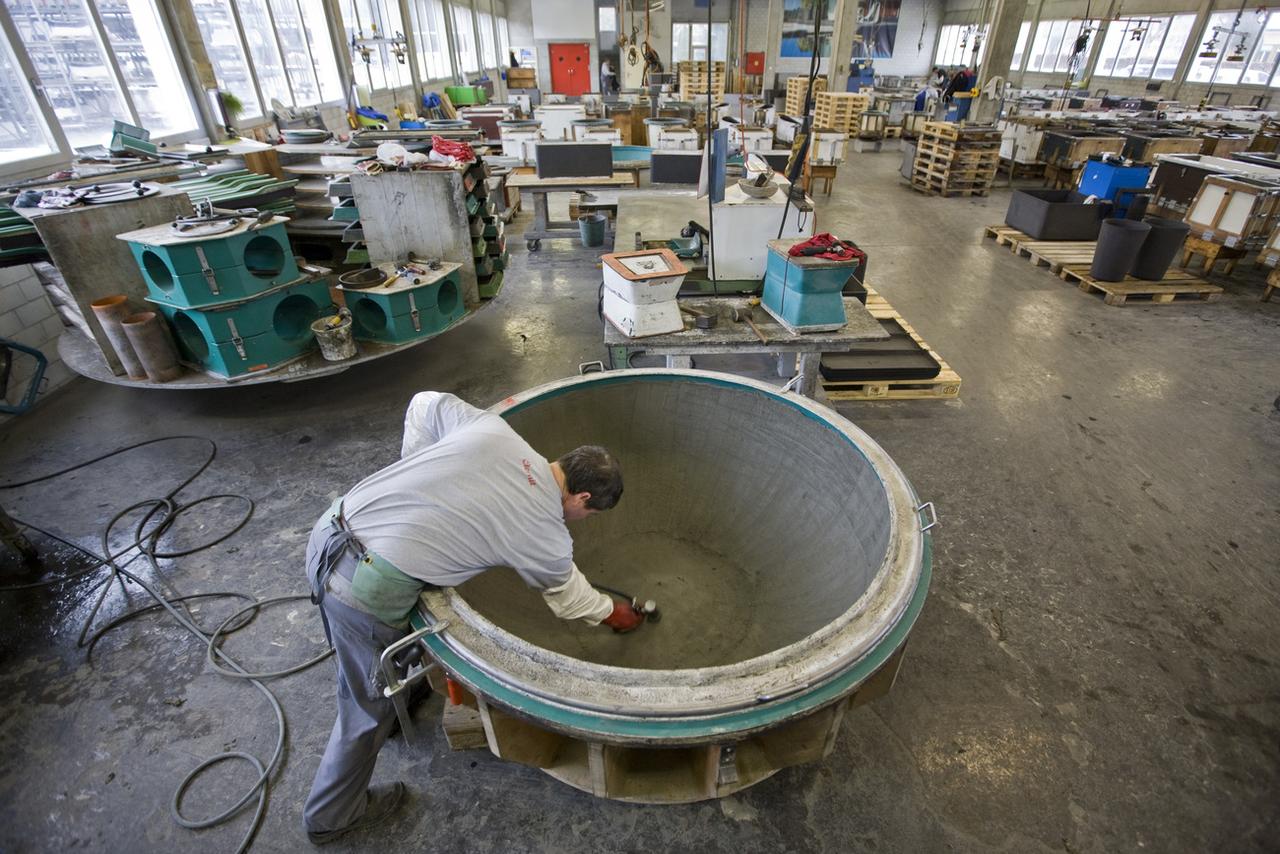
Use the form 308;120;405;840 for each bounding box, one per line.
1;151;1278;853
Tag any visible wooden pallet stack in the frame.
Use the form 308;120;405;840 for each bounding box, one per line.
982;225;1224;306
678;61;726;99
813;92;871;136
785;76;828;116
911;122;1002;198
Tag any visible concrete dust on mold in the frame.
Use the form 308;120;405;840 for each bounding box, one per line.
459;531;767;669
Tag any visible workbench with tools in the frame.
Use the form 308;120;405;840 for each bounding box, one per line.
507;171;636;250
603;295;888;398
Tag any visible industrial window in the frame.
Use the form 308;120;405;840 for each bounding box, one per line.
1;0;198;157
1010;21;1030;70
1186;10;1266;86
1153;15;1195;80
1025;19;1099;75
671;22;729;63
452;1;479;73
1095;14;1195;81
497;13;508;65
267;0;344;105
0;25;60;168
598;6;615;33
933;24;986;67
343;0;413;93
410;0;451;81
193;0;346;120
478;3;497;68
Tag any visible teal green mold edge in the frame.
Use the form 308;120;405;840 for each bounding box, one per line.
410;372;934;739
412;535;931;740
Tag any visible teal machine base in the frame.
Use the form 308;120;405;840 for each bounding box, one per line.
154;278;332;378
340;262;466;344
119;219;301;309
761;239;859;334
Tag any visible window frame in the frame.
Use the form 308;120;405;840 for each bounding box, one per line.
0;5;70;173
1024;18;1099;75
0;0;201;175
1010;21;1030;71
411;0;452;83
670;21;729;63
1093;15;1194;82
934;23;987;67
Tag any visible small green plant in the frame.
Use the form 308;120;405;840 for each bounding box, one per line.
220;91;245;120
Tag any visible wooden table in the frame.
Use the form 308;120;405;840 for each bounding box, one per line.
603;296;888;398
803;162;839;196
507;172;636;250
1181;234;1247;275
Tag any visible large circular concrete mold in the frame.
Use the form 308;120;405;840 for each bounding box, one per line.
412;370;933;803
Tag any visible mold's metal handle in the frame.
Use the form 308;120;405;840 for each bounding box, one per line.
917;501;938;533
579;360;606;374
379;621;449;700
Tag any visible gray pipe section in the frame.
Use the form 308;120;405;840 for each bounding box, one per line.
121;312;184;382
90;295;146;379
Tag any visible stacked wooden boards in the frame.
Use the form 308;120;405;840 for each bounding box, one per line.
813;92;872;136
785;76;828;116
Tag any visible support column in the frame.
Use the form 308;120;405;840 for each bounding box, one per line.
322;0;359;111
162;0;222;139
970;0;1028;123
763;0;784;102
828;0;860;94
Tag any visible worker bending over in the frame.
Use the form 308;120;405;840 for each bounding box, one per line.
303;391;642;844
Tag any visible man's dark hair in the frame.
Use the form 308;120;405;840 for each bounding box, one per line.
557;445;623;511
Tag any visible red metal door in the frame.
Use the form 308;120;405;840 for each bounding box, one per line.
549;42;591;96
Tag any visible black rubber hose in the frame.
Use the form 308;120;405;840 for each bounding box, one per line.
0;436;333;853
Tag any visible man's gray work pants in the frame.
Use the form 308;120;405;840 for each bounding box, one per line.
302;519;405;834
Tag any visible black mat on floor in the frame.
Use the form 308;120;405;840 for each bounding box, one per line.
819;317;941;381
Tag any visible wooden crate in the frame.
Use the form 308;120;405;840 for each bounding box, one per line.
505;67;536;89
813;92;871;135
785;76;828;116
821;285;961;401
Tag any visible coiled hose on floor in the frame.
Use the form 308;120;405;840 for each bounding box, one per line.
0;436;333;853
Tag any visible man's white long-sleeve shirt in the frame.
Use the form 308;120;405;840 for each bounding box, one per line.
341;392;613;623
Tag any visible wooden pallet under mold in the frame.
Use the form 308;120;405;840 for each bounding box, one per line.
982;225;1224;306
820;285;962;401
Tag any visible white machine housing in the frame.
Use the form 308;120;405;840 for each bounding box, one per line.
499;126;543;165
710;177;816;280
584;128;623;145
809;128;846;165
775;114;802;144
600;248;689;337
534;104;588;140
741;127;774;154
656;127;700;150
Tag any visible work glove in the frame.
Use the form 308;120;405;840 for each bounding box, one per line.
601;599;645;633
